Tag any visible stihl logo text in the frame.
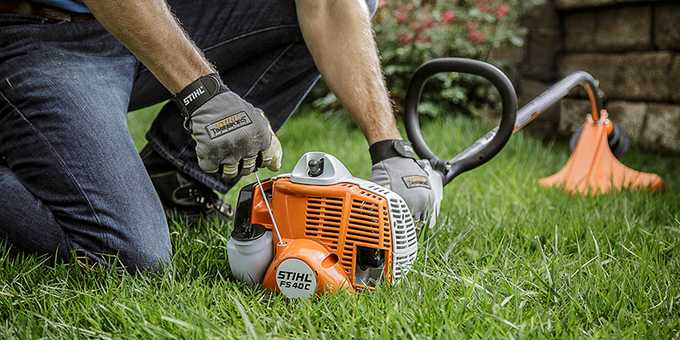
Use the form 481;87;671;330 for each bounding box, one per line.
183;86;206;106
277;270;313;291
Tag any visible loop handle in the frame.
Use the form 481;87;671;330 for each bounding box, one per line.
404;58;518;185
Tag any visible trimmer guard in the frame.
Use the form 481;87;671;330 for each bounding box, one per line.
539;112;664;195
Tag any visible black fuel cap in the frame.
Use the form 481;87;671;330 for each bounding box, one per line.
307;158;325;177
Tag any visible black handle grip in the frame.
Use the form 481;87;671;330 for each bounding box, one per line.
404;58;518;185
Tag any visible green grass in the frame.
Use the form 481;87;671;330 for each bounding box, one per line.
2;106;679;338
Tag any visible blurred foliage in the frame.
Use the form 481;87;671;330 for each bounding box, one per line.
311;0;543;117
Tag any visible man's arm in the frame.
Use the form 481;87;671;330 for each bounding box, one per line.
81;0;213;93
295;0;401;144
84;0;398;143
296;0;441;227
82;0;282;177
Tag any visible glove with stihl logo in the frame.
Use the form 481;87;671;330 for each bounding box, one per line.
174;73;282;178
369;140;443;228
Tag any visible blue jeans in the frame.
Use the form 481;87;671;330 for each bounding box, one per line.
0;0;379;271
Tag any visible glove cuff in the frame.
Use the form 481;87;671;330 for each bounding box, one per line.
174;73;227;116
369;139;417;165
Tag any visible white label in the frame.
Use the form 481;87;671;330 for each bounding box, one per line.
276;259;317;298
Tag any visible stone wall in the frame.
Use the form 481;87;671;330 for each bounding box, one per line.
517;0;680;153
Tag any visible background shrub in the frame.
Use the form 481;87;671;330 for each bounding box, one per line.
311;0;542;117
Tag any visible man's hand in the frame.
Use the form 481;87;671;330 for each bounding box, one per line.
175;74;282;178
369;140;443;228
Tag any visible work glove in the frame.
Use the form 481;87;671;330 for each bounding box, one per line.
369;140;443;228
174;73;282;178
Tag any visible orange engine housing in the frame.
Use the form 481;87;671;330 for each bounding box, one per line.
227;152;418;298
251;177;395;293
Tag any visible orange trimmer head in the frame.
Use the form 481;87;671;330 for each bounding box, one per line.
539;111;664;195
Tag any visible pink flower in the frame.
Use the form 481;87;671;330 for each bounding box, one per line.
411;17;433;34
441;10;456;24
496;4;510;19
474;0;494;14
396;12;409;24
416;34;432;43
478;4;492;13
466;21;479;31
399;32;415;45
394;4;412;24
421;17;434;29
410;16;434;42
468;29;486;45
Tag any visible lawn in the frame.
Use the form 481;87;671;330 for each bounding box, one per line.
1;105;679;338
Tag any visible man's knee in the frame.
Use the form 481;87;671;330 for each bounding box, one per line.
118;240;171;273
74;197;172;273
114;207;171;273
112;221;171;273
67;206;170;272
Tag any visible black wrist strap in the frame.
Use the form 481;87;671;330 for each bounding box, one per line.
174;73;226;116
369;139;417;165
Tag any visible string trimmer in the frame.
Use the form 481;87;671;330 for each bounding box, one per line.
227;58;663;298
